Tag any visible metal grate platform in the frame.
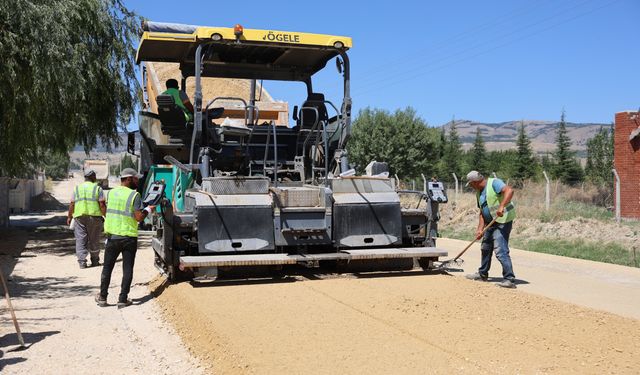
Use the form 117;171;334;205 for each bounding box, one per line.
202;177;270;195
179;247;447;268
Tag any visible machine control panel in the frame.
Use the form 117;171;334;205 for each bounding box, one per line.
143;182;166;206
427;181;448;203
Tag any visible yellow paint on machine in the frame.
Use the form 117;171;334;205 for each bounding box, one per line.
140;26;352;48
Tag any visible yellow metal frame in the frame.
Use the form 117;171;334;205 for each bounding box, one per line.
139;26;352;49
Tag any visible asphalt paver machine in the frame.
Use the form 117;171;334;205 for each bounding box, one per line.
135;21;448;280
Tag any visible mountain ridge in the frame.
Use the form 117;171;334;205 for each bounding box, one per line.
441;119;611;156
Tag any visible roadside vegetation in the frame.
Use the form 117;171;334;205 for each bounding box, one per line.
511;239;637;267
351;107;632;267
349;108;613;192
437;185;640;268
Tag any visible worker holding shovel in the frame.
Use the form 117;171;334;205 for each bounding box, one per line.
464;171;517;288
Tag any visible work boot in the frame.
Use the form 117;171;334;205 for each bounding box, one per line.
94;294;107;307
90;260;100;267
465;272;488;281
497;279;517;289
117;299;133;309
79;262;88;269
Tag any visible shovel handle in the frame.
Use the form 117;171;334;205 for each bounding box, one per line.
0;268;25;346
451;217;498;261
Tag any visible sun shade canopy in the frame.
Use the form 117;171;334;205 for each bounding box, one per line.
136;22;352;81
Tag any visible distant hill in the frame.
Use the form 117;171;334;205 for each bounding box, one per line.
441;120;612;157
72;119;610;164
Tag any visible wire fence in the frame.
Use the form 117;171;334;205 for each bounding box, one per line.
395;170;620;221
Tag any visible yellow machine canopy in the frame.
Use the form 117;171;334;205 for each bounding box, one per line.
136;21;352;81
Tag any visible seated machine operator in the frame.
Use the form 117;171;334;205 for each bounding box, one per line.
162;79;194;122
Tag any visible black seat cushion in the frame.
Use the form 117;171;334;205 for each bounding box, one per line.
157;94;187;131
300;93;328;128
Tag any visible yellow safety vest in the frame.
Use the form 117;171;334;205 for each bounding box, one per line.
104;186;139;237
73;181;102;217
476;178;516;224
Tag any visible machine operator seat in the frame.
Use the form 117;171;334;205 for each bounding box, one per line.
299;93;328;129
156;94;191;139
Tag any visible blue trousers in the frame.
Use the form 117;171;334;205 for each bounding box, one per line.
478;221;515;280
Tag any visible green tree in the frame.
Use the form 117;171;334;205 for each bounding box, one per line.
585;125;614;186
348;107;440;179
512;122;537;185
121;154;137;170
439;119;463;181
109;154;137;176
486;150;518;179
468;127;487;174
541;153;553;174
0;0;140;176
42;151;71;180
438;126;447;159
552;110;583;185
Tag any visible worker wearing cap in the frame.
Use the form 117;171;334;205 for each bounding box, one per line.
67;170;106;269
163;78;194;122
464;171;517;289
95;168;155;308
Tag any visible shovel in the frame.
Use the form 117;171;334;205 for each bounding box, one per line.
0;267;27;351
438;217;498;269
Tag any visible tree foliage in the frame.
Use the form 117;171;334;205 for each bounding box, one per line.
512;122;537;185
468;127;487;174
551;111;583;185
109;153;137;176
348;107;439;179
485;150;518;179
0;0;140;176
585;125;614;186
43;151;71;180
438;119;463;181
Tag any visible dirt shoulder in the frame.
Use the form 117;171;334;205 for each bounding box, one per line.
0;177;202;374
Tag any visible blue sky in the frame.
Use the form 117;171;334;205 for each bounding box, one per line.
127;0;639;126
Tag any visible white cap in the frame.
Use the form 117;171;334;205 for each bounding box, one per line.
465;170;484;186
120;168;142;179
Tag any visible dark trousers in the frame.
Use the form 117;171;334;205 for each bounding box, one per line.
100;237;137;303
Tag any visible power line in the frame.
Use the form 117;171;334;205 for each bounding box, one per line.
354;0;600;93
356;0;558;85
354;0;619;96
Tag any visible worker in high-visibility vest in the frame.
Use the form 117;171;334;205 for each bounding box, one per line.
95;168;155;309
464;170;517;289
67;169;106;269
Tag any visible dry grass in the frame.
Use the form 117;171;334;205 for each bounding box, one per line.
436;180;639;265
